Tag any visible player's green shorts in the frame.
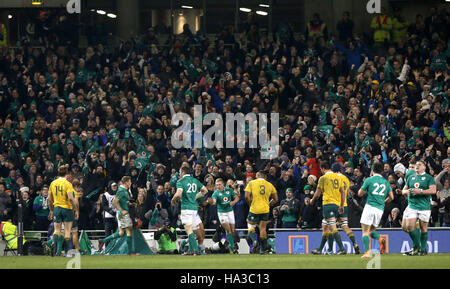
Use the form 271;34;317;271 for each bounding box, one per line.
323;204;339;220
338;206;348;219
247;212;269;223
53;207;74;223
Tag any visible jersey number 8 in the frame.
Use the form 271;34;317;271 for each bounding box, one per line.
259;185;266;195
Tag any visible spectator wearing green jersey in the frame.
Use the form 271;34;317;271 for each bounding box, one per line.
278;188;301;228
33;185;50;231
401;160;437;256
358;162;394;258
208;178;240;253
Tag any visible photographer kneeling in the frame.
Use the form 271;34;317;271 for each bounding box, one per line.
154;219;178;254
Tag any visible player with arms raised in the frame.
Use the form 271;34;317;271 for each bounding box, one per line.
358;162;394;258
245;171;278;254
171;166;208;255
401;160;437;256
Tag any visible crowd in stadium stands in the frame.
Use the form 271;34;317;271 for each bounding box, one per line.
0;6;449;239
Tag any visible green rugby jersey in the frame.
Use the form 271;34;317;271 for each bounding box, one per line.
212;187;236;213
361;174;392;211
405;169;416;183
176;175;204;211
115;186;130;213
406;173;435;211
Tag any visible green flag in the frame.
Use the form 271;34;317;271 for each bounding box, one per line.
317;125;333;137
86;187;103;199
124;128;131;141
87;139;100;153
21;117;35;143
169;172;180;187
79;230;92;254
72;136;83;150
361;135;373;149
135;157;148;172
108;128;119;141
319;109;328;126
384;59;396;82
131;132;146;148
146;162;157;181
136;146;150;159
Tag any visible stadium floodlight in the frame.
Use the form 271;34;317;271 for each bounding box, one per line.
181;5;193;9
259;4;270;8
256;10;268;16
31;0;43;5
96;10;106;15
239;7;251;12
8;15;13;19
107;13;117;18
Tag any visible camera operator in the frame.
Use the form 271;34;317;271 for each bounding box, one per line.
154;219;178;254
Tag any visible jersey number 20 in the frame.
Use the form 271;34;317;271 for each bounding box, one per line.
187;183;197;193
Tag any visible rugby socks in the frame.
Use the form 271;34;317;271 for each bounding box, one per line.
318;232;329;251
56;235;64;255
327;232;334;253
188;233;198;253
420;232;428;252
103;231;120;243
347;232;357;246
408;228;421;250
126;236;133;254
332;230;345;251
51;234;59;247
226;233;235;249
259;236;268;251
64;238;71;253
248;227;257;243
370;231;380;241
362;235;370;253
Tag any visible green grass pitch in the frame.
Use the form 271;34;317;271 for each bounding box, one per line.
1;254;450;269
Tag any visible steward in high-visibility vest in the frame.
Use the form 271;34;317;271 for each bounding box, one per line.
370;9;392;45
0;221;27;250
0;23;7;48
391;8;410;44
305;13;328;41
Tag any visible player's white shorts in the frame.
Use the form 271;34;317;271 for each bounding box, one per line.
181;209;202;229
218;211;235;225
117;212;133;229
360;204;383;227
403;206;431;223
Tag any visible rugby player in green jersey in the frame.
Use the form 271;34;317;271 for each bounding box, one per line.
358;162;394;258
208;178;240;253
401;160;437;256
171;166;208;255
